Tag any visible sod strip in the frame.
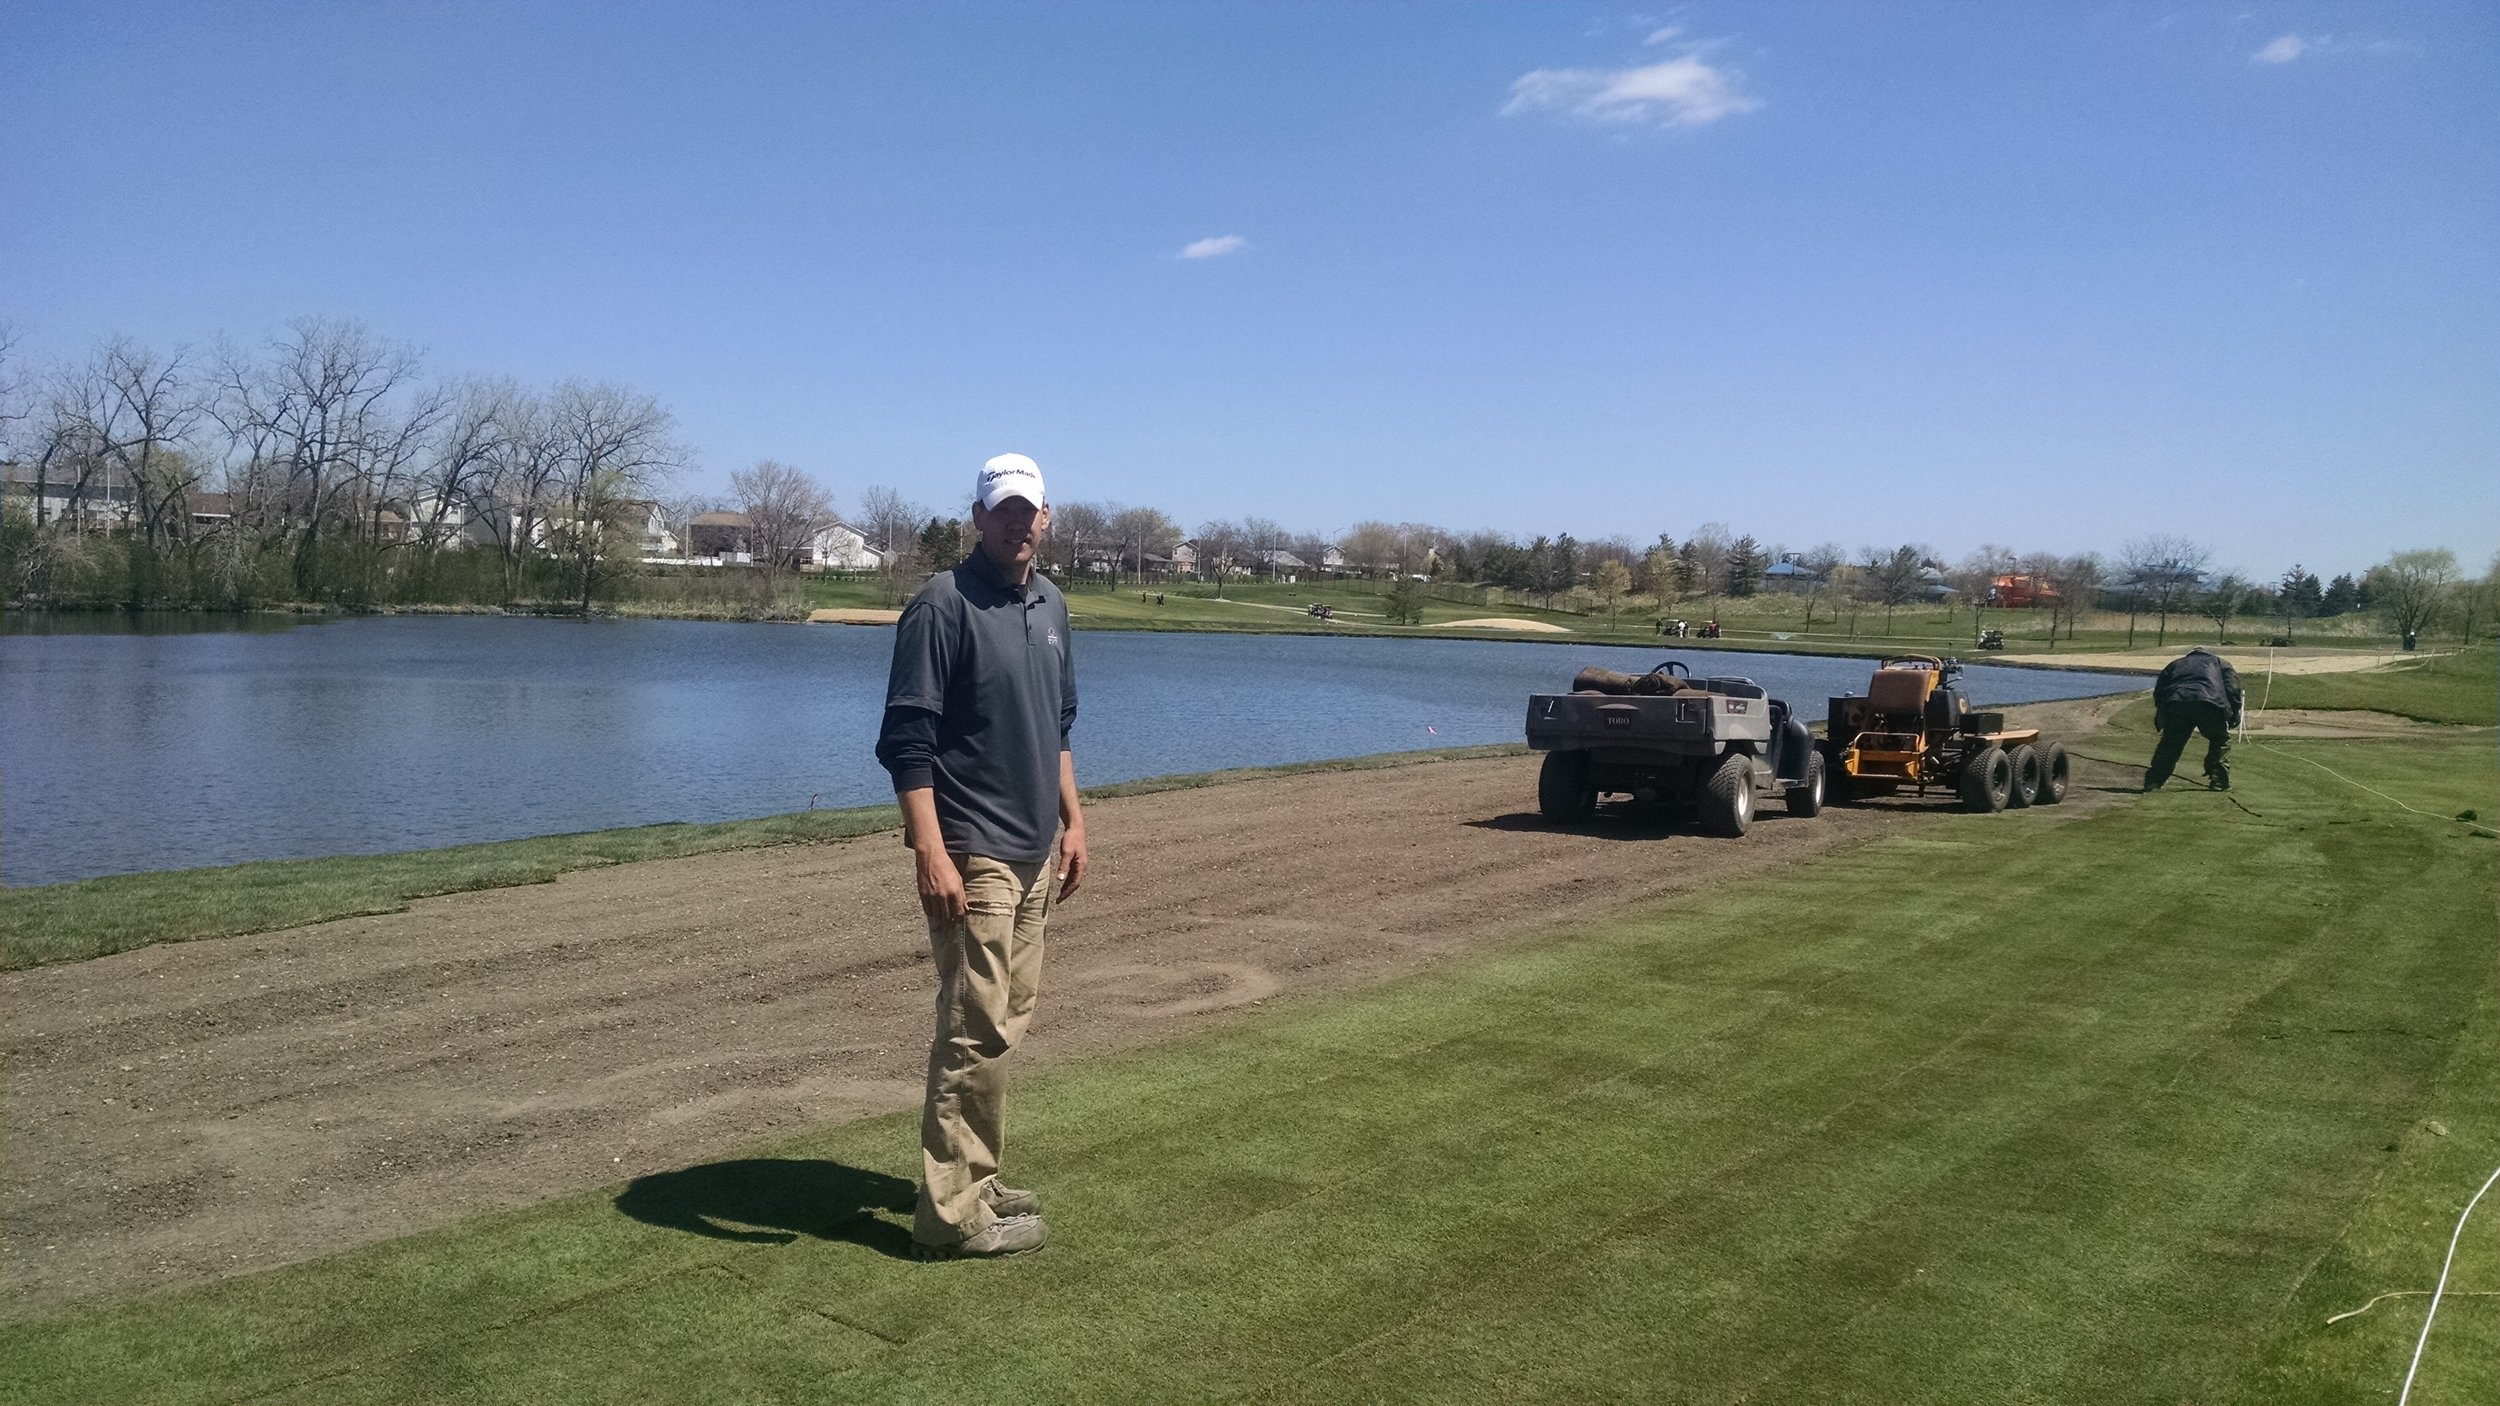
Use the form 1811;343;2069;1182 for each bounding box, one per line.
3;734;2491;1405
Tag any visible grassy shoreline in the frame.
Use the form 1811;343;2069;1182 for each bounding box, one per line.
0;744;1525;971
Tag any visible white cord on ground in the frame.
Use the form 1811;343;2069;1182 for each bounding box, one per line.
2328;1289;2500;1325
2398;1163;2500;1405
2241;738;2500;838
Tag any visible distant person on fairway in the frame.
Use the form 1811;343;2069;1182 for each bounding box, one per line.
875;452;1087;1260
2143;647;2243;791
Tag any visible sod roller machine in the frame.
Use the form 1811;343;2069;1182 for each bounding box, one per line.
1818;654;2068;811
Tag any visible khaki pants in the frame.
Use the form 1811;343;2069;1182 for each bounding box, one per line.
915;852;1052;1245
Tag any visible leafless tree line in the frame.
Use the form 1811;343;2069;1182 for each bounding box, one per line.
3;319;680;608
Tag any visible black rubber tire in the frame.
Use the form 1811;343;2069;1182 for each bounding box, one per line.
1538;750;1597;823
2006;744;2041;809
2034;743;2070;805
1698;752;1754;837
1958;746;2011;813
1787;750;1826;817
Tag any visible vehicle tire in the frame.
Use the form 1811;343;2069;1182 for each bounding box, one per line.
1699;753;1754;837
1538;750;1597;823
1787;750;1826;817
2034;743;2070;805
2006;744;2041;808
1958;746;2011;813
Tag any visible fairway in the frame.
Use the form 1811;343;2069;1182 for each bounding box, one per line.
4;697;2492;1405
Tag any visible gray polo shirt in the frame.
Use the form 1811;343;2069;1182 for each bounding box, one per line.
874;550;1076;863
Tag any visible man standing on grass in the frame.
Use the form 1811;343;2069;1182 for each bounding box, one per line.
2143;646;2243;791
876;452;1087;1260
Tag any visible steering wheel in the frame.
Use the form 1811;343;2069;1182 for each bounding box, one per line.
1648;660;1691;680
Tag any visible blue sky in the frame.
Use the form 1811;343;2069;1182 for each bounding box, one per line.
4;1;2494;578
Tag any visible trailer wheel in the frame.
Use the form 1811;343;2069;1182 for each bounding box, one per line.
1699;753;1754;837
2033;743;2070;805
1538;750;1597;823
1958;745;2011;813
2005;744;2042;808
1787;751;1826;817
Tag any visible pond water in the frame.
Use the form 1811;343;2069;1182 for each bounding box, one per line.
0;614;2141;885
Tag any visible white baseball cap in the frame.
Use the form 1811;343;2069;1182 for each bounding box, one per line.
975;453;1046;510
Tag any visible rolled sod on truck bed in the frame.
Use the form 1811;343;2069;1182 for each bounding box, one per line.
5;697;2492;1404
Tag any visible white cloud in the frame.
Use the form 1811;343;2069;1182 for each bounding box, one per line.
1504;53;1759;128
1643;25;1683;46
2252;33;2310;63
1179;235;1248;260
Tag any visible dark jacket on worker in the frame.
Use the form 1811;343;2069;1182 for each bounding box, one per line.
2152;649;2242;720
875;550;1077;864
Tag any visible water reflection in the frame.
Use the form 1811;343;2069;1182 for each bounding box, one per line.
1;617;2141;886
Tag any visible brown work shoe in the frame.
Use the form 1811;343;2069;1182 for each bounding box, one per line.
913;1213;1047;1261
982;1181;1041;1218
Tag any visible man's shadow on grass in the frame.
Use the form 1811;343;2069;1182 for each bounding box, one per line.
616;1158;918;1260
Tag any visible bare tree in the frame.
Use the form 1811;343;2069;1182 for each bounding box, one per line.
415;378;520;551
213;318;428;598
1195;518;1244;595
729;459;836;594
1110;505;1180;583
2456;551;2500;644
1591;558;1633;632
1241;515;1287;580
1288;530;1336;579
2196;571;2251;643
2370;548;2460;644
1684;523;1734;607
2039;552;2104;647
2118;534;2210;648
1797;542;1846;631
855;485;929;602
1394;521;1448;577
1338;520;1398;577
1947;543;2015;633
542;379;679;612
1049;499;1114;581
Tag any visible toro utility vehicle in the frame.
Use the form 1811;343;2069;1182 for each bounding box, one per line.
1525;661;1825;838
1818;655;2069;812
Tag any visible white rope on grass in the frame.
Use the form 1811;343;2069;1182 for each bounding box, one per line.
2328;1288;2500;1325
2397;1163;2500;1406
2241;738;2500;838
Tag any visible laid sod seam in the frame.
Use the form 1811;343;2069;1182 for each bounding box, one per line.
4;722;2490;1404
0;744;1525;972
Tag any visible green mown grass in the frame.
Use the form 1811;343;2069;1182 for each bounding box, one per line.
0;746;1522;971
2248;645;2499;727
6;721;2491;1403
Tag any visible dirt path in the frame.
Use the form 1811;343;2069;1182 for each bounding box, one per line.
1;697;2135;1317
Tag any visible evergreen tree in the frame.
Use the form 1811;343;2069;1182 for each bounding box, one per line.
2320;572;2359;615
1727;534;1768;598
2278;564;2323;617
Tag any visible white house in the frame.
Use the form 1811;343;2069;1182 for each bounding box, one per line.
806;520;888;571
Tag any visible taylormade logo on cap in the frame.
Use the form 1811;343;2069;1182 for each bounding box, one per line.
976;453;1046;509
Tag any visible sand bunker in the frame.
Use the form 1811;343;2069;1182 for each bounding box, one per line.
1436;617;1572;633
2240;708;2489;740
1996;647;2429;677
806;608;902;625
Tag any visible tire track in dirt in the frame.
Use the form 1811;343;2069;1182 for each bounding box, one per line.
0;696;2136;1315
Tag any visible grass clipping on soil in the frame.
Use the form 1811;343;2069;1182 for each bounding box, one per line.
1;744;1524;971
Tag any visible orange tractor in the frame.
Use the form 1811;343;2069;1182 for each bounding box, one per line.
1818;655;2068;811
